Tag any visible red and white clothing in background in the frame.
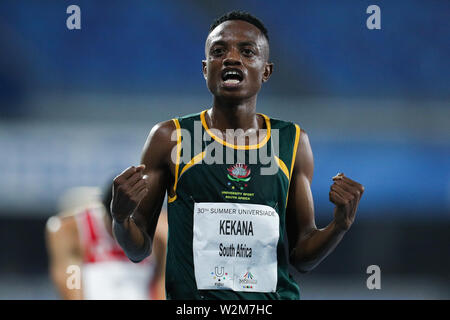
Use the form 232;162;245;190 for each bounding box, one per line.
74;203;156;300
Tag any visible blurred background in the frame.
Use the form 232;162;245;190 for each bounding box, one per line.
0;0;449;299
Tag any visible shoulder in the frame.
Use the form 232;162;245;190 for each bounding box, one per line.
46;214;77;235
143;110;205;151
292;128;313;182
142;120;176;153
45;214;80;250
147;120;177;142
141;119;182;168
177;111;204;122
265;115;305;148
265;115;302;139
265;115;293;130
296;127;310;153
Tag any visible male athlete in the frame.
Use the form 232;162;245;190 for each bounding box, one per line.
111;11;364;300
46;185;167;299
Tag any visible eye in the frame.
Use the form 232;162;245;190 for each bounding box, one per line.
242;48;255;57
211;47;224;56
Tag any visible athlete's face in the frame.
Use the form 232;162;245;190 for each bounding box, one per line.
203;20;273;101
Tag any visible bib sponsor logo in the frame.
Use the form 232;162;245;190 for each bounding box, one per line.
239;271;257;289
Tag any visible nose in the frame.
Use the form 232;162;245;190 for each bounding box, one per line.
223;47;242;66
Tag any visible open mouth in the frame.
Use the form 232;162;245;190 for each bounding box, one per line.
221;68;244;85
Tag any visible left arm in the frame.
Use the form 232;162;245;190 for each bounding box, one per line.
286;129;364;273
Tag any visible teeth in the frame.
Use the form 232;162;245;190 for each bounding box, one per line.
224;79;240;84
224;70;241;78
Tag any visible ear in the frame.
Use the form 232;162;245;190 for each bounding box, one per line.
262;62;274;83
202;60;207;80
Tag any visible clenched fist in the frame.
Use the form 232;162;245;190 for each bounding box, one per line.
329;173;364;231
111;165;149;223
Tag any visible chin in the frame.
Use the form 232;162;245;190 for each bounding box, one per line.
211;87;253;100
217;92;250;102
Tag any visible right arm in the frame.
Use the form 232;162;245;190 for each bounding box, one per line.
112;120;175;262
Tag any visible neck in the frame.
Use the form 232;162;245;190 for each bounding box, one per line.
210;95;260;131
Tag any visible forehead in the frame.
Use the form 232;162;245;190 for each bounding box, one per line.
206;20;266;47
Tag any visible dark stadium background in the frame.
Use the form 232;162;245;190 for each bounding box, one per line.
0;0;448;299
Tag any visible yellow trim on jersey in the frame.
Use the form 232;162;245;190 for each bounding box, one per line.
169;150;207;203
200;110;271;150
286;124;301;205
275;156;290;180
290;124;301;180
168;119;181;204
168;195;177;203
179;151;207;179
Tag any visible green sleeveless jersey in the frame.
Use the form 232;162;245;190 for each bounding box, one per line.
165;110;301;300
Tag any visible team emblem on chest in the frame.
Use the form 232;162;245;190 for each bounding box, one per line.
227;164;251;182
223;164;254;200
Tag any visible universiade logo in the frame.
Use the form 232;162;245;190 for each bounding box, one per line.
211;266;230;287
171;121;280;176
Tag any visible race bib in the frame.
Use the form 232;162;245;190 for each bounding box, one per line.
193;202;279;292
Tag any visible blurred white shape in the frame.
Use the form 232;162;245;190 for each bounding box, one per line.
46;216;62;233
58;186;102;215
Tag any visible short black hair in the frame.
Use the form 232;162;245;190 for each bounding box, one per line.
209;10;269;41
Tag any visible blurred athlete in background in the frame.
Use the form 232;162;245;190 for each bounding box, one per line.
45;184;167;299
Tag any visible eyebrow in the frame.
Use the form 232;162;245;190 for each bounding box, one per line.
209;40;227;48
238;41;258;47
